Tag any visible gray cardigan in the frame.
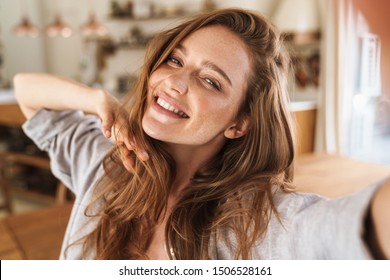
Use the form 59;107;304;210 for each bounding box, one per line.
23;109;380;259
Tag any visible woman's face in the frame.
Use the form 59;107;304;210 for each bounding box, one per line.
142;25;251;149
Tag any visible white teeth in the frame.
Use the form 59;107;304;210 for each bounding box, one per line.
156;97;188;118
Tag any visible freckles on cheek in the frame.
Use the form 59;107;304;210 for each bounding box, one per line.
198;105;237;133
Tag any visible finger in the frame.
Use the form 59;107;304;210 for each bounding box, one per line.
101;113;115;138
125;137;149;161
123;155;136;172
104;130;111;138
111;123;129;144
112;114;129;139
111;124;122;143
115;126;149;162
119;145;136;172
137;149;149;161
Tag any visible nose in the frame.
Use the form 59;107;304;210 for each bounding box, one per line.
165;70;189;95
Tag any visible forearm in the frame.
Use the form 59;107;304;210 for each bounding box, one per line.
369;178;390;259
13;72;104;119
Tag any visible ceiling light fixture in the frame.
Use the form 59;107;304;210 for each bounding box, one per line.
46;1;72;38
80;0;107;37
13;0;39;37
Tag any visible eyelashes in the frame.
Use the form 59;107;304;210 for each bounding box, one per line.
165;55;222;91
166;56;182;67
203;77;221;91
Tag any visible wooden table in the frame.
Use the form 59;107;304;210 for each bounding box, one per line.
0;153;389;260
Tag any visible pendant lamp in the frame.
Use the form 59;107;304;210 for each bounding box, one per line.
46;1;72;38
80;0;107;37
13;0;39;37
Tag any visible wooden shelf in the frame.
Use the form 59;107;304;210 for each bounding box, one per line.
108;13;192;22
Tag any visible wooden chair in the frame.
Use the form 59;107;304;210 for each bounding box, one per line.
0;152;70;214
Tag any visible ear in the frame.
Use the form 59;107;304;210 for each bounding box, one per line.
224;116;250;139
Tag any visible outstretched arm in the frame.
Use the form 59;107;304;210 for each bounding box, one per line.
367;179;390;259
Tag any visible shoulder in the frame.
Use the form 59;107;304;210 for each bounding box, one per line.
274;189;326;216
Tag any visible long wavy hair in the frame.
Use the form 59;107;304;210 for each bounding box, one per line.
82;8;295;259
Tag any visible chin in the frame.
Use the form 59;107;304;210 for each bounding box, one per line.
142;118;163;141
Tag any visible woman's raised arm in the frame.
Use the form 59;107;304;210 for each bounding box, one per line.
13;72;148;169
14;72;110;119
13;72;122;138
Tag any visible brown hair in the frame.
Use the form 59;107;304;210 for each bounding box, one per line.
82;8;295;259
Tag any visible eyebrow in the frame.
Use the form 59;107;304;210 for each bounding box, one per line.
176;44;232;86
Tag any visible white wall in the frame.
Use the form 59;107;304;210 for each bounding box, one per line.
1;0;280;84
0;0;47;81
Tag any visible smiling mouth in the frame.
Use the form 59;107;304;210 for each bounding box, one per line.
155;97;189;118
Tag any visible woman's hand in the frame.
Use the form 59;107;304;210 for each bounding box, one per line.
95;90;149;171
13;72;148;171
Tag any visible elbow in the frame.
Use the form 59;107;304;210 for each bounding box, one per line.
13;72;37;119
13;72;28;100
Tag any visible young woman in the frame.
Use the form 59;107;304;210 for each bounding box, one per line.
14;8;390;260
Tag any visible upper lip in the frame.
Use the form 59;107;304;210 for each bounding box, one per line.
154;91;190;117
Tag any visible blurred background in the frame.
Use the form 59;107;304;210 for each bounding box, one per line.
0;0;389;213
1;0;390;260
